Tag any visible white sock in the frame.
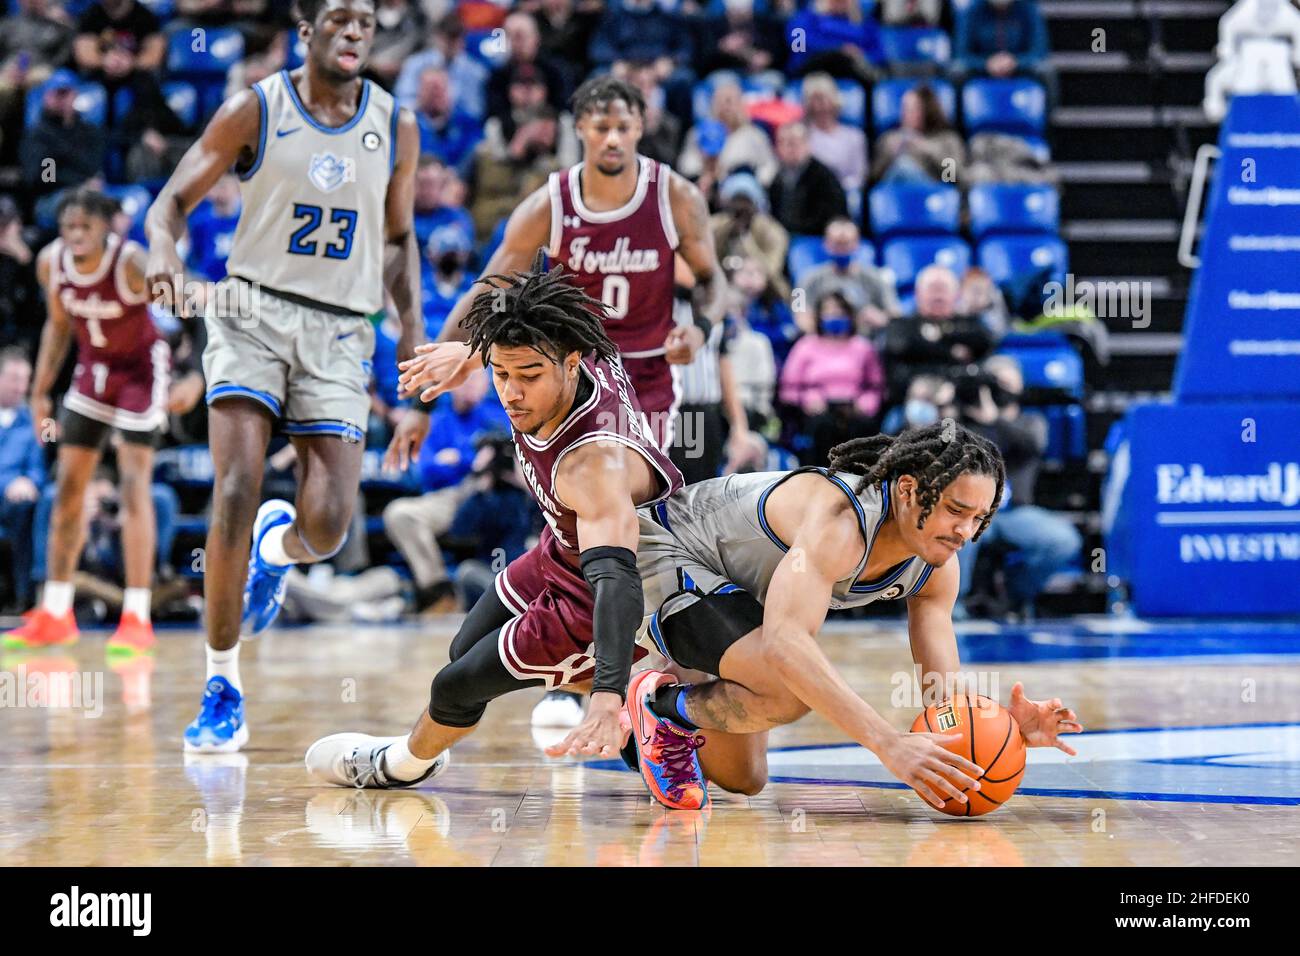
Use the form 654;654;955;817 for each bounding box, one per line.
258;523;294;567
42;580;74;616
207;644;242;693
382;735;437;782
123;588;151;621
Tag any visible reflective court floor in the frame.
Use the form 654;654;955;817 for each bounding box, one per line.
2;617;1298;866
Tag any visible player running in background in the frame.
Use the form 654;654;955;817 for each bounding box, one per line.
627;423;1083;809
4;189;168;657
145;0;429;752
305;254;698;801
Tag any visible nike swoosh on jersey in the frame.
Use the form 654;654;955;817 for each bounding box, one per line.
275;126;302;138
336;331;357;340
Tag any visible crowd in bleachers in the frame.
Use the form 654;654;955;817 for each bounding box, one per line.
0;0;1098;623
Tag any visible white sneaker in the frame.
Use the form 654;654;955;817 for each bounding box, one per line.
304;733;450;789
530;689;585;728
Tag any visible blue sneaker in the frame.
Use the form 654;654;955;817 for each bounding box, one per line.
183;676;249;753
241;499;296;638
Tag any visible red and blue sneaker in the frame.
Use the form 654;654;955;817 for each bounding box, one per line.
626;669;709;810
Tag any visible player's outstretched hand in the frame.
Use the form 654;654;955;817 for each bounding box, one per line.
1007;681;1083;755
383;407;431;473
397;341;474;402
544;691;624;759
879;730;984;810
663;324;704;365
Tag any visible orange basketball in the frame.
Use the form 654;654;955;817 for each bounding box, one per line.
909;693;1026;816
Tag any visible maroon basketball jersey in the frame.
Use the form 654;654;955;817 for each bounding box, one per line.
512;353;683;561
546;155;679;359
50;234;168;431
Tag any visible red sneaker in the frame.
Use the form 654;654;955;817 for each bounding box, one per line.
2;608;79;649
106;612;156;656
626;670;709;810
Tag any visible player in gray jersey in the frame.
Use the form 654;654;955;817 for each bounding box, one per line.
144;0;429;753
625;422;1083;810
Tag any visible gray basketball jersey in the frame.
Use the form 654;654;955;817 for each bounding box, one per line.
646;467;935;610
225;69;397;315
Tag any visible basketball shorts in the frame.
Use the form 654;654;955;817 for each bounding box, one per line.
623;355;681;452
636;505;765;675
61;339;170;439
202;276;374;440
493;526;652;689
59;407;161;450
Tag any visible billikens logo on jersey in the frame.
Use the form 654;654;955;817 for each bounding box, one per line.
308;152;356;193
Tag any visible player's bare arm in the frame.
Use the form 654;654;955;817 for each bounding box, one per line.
665;170;727;364
396;186;553;401
544;441;652;759
30;245;75;439
758;480;985;808
380;107;431;472
144;90;262;309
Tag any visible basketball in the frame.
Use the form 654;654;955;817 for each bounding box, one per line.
910;694;1026;817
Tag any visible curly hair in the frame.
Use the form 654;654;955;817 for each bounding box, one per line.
570;74;646;121
827;421;1006;541
55;187;119;224
462;248;618;366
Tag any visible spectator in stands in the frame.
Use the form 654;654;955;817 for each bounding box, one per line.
0;0;75;156
880;372;954;433
952;0;1055;101
801;72;867;196
0;197;40;359
795;216;899;335
710;171;789;301
395;12;489;121
382;369;508;614
588;0;694;124
958;265;1011;337
879;0;942;27
369;0;426;85
769;120;847;239
411;155;476;255
779;290;886;465
678;76;778;188
956;354;1081;619
870;84;965;185
468;94;564;241
0;349;44;613
73;0;164;76
728;253;799;369
619;58;682;165
531;0;602;104
488;11;568;125
414;65;484;179
118;66;190;181
186;172;240;282
421;227;475;335
786;0;883;87
691;0;788;80
19;69;106;205
722;309;779;439
881;263;997;405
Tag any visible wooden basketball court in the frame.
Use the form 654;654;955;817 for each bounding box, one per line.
2;618;1296;866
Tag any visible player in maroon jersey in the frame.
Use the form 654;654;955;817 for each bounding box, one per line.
2;189;170;656
399;73;729;729
305;254;712;809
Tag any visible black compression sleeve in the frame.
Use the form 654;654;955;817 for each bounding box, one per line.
579;545;642;702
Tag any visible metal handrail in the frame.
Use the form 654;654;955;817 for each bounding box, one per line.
1177;143;1221;269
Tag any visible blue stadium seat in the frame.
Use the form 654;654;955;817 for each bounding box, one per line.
995;332;1084;399
786;234;876;287
25;80;107;128
867;183;960;240
961;78;1048;137
782;78;865;127
870;77;956;134
162;80;200;128
166;25;244;76
464;28;509;69
879;27;952;67
967;184;1060;240
285;30;306;69
103;184;154;236
977;235;1069;289
880;236;971;295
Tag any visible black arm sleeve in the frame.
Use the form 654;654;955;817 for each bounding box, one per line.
579;545;643;702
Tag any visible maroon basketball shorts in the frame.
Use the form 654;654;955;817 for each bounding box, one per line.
494;527;649;689
622;356;681;452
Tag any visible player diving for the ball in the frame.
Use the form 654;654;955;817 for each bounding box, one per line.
622;422;1084;810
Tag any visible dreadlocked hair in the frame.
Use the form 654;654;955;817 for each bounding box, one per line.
827;421;1006;541
462;248;619;366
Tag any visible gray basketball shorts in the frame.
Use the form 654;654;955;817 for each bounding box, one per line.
202;277;375;440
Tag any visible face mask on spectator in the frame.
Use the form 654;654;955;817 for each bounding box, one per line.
904;399;939;426
828;252;854;270
820;315;851;337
